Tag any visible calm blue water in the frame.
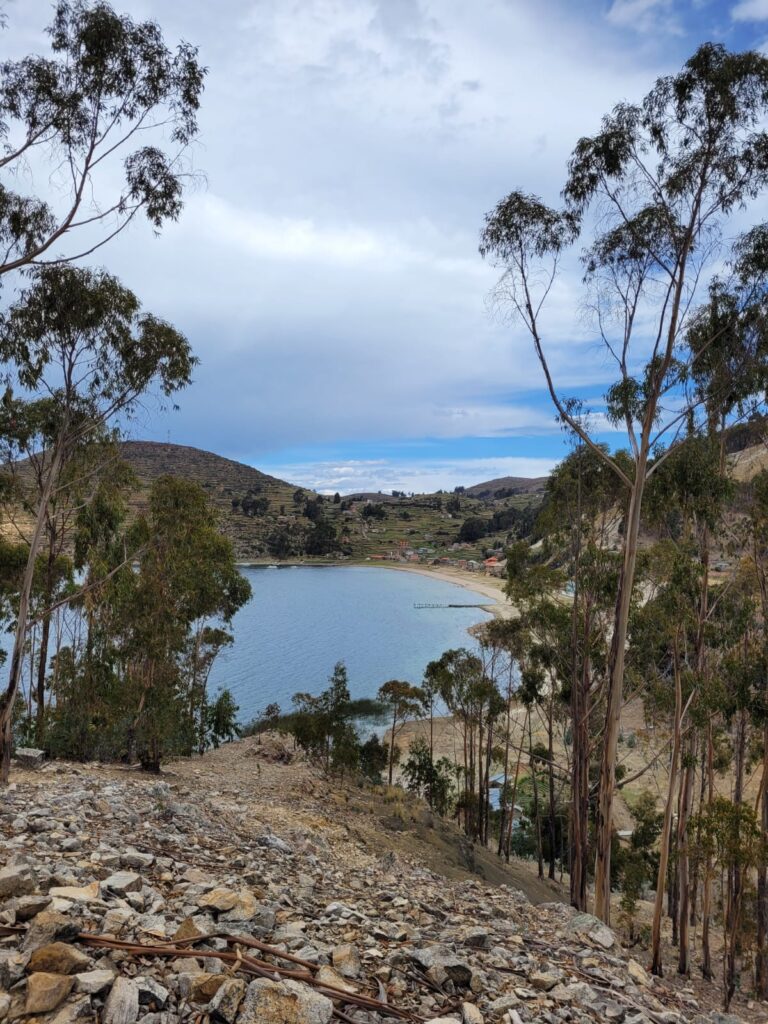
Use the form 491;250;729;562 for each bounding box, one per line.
208;566;492;724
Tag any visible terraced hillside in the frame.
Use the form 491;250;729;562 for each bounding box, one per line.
118;442;546;563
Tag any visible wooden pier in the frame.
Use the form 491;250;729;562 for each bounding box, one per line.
413;602;489;609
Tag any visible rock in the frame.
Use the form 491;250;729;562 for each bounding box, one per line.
207;977;247;1022
14;747;45;767
121;848;155;870
183;972;226;1002
23;910;80;951
28;942;91;975
529;968;565;991
331;942;361;979
315;965;358;994
50;995;92;1023
103;976;140;1024
0;861;36;898
10;893;52;920
462;1003;484;1024
568;912;616;950
48;882;102;904
136;975;170;1008
628;959;650;987
74;968;116;994
257;833;293;855
407;946;473;988
0;993;10;1020
25;972;75;1014
102;908;135;936
238;978;333;1024
462;927;490;949
103;871;142;896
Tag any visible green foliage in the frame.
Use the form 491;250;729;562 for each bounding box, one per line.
401;736;456;817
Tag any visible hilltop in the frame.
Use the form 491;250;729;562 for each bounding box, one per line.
0;740;757;1024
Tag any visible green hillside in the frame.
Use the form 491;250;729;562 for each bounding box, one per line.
118;441;546;563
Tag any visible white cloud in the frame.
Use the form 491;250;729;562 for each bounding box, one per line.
732;0;768;20
606;0;683;35
264;455;559;494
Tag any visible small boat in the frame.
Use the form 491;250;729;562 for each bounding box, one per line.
266;564;278;570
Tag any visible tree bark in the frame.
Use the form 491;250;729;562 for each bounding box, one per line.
594;458;646;923
0;437;65;784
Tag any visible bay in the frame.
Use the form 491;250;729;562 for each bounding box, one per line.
208;565;493;724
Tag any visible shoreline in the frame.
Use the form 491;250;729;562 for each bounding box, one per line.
236;559;513;620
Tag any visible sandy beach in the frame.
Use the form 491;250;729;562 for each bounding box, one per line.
375;561;514;619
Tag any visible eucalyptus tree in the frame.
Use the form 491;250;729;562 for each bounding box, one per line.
0;0;204;279
481;44;768;922
377;679;424;785
0;265;195;783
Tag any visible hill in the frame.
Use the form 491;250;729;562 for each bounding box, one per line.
1;741;756;1024
116;441;546;563
463;474;548;499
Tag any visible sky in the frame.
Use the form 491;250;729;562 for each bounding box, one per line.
5;0;768;493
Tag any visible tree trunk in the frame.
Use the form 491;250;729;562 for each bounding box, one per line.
756;719;768;998
547;698;556;880
529;714;544;880
594;459;646;923
677;737;695;975
0;438;65;784
651;640;683;976
701;721;715;980
505;709;527;861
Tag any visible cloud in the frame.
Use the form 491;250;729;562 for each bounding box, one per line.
731;0;768;20
264;455;559;494
606;0;683;34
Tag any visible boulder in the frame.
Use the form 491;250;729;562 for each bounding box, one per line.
14;747;45;768
25;972;74;1014
407;946;473;988
331;942;361;979
102;872;142;896
207;977;247;1023
103;976;140;1024
0;862;36;899
28;942;91;975
237;978;333;1024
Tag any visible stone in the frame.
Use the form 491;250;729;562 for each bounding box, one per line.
189;972;226;1002
407;946;473;988
14;747;45;768
628;959;650;987
529;968;565;991
331;942;361;979
196;887;239;912
136;975;170;1008
237;979;333;1024
121;848;155;869
257;833;293;854
50;995;92;1023
103;871;142;896
25;972;74;1014
28;942;91;975
103;976;140;1024
102;908;135;935
207;976;247;1022
315;965;358;993
48;882;102;904
10;893;52;920
23;910;80;951
0;993;10;1020
462;927;491;949
74;968;116;994
462;1003;484;1024
0;862;36;898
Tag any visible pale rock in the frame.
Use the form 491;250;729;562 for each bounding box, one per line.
628;959;650;987
407;946;473;988
103;871;142;896
461;1003;484;1024
50;995;92;1023
331;942;361;979
315;965;358;993
25;972;74;1014
48;882;103;904
237;978;333;1024
103;976;140;1024
9;893;51;921
14;747;45;768
74;969;116;994
23;910;80;951
529;967;565;991
0;993;10;1020
462;927;491;949
121;849;154;870
102;907;135;936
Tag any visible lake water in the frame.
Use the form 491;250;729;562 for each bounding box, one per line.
208;565;492;725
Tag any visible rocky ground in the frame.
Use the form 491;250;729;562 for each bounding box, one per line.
0;736;763;1024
